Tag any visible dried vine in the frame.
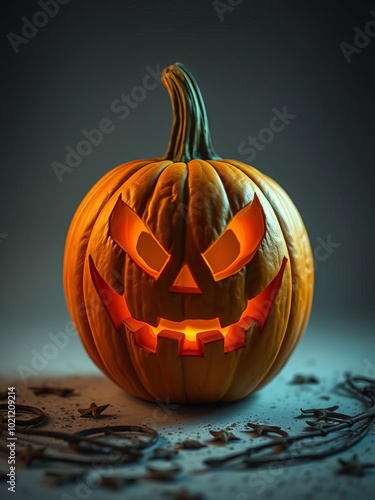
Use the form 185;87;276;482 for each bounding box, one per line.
204;374;375;469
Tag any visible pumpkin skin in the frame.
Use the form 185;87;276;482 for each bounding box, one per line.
63;63;314;403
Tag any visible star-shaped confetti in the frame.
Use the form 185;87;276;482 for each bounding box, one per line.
178;439;206;449
289;374;319;384
246;423;288;437
299;405;352;426
29;386;75;397
337;454;374;477
209;429;240;443
78;402;109;418
304;420;330;433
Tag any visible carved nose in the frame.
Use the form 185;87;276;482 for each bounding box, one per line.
169;263;202;294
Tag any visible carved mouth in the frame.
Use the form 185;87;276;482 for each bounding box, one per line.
89;256;287;356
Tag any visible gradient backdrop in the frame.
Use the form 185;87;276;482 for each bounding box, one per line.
1;1;374;380
1;2;375;500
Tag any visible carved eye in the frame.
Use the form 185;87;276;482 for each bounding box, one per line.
110;197;170;279
202;194;266;281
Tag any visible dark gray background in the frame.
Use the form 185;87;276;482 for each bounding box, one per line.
1;2;375;500
1;0;375;354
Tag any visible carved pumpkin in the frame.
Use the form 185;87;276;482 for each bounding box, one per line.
64;63;314;403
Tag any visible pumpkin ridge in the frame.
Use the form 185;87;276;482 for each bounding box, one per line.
141;162;188;242
83;253;154;400
266;176;314;333
208;160;288;304
223;159;312;391
80;160;170;386
255;178;313;389
206;161;294;399
138;162;189;323
190;159;239;325
220;267;291;400
119;160;173;215
64;159;152;378
207;160;254;214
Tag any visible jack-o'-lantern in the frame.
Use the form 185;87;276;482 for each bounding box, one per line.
63;63;314;403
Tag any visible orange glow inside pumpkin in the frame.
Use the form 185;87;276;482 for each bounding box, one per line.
152;317;230;341
110;197;170;279
89;256;287;355
110;193;266;283
89;193;285;355
168;263;202;294
202;194;266;281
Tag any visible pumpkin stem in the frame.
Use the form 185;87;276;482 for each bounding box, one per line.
161;62;221;162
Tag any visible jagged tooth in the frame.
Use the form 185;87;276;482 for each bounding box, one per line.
239;315;257;331
224;325;247;353
133;325;157;352
156;329;184;356
197;330;224;357
125;317;146;333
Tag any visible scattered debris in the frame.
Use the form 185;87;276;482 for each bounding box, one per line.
178;439;207;449
166;488;204;499
209;429;241;443
246;423;288;437
150;447;179;460
146;462;182;480
204;375;375;469
289;374;319;384
337;454;374;477
1;373;374;493
98;476;129;490
29;386;75;398
78;402;109;418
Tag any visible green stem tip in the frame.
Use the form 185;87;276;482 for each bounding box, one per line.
161;62;221;162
